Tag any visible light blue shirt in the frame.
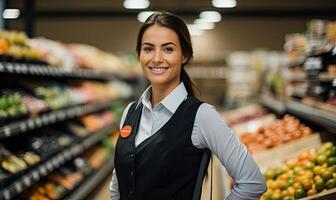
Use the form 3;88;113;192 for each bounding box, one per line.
110;82;266;200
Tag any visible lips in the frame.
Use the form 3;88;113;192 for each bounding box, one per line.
148;66;169;75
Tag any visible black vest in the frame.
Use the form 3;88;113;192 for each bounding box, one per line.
114;96;206;200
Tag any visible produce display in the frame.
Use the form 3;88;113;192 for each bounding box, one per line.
0;91;28;123
0;79;132;126
261;142;336;200
20;141;115;200
0;31;44;64
240;115;313;153
222;104;268;127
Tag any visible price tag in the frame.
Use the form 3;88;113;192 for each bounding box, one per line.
21;64;28;73
46;162;53;170
42;115;48;124
40;166;47;175
3;127;11;137
52;158;58;166
3;189;10;200
32;170;39;180
19;123;27;132
35;118;42;126
23;176;31;186
14;64;21;73
28;119;35;129
49;114;56;123
7;63;14;72
15;182;22;193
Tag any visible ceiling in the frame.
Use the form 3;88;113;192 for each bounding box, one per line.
8;0;336;18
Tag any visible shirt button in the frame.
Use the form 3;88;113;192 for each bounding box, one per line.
130;153;135;158
130;171;134;176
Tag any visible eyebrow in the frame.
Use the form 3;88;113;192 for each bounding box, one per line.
142;42;177;47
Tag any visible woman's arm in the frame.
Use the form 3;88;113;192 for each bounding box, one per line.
110;169;120;200
192;103;267;200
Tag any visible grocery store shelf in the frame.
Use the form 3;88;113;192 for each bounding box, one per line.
0;62;132;81
0;99;123;139
286;100;336;131
64;155;114;200
0;124;114;200
301;187;336;200
259;94;286;115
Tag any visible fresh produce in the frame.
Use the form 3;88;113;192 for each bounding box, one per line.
261;142;336;200
240;115;313;153
0;30;42;63
0;92;28;121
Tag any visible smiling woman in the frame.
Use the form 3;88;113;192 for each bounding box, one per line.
139;25;187;103
110;11;267;200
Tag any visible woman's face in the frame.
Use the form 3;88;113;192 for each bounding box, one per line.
140;25;187;88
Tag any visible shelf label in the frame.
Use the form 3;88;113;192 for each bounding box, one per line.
23;176;31;186
28;119;35;129
49;114;56;123
46;162;53;170
4;127;11;137
15;182;22;193
42;115;48;123
3;189;10;200
32;171;39;180
35;118;42;126
7;63;14;72
19;123;27;132
40;166;47;175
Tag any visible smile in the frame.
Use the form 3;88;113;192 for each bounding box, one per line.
148;66;169;74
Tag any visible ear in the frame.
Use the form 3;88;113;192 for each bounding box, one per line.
182;56;188;64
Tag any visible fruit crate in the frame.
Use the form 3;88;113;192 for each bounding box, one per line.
255;134;322;170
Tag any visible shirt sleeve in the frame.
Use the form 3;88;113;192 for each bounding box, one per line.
110;102;133;200
191;103;267;200
110;169;120;200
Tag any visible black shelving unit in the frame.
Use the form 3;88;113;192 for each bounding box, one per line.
64;155;115;200
0;62;136;81
259;95;336;133
0;61;133;200
286;101;336;133
0;99;124;139
259;94;286;115
0;124;114;200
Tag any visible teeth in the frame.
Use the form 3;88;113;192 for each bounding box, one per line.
149;67;168;74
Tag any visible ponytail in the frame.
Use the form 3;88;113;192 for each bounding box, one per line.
180;68;200;97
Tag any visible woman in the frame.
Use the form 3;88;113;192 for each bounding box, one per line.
110;11;266;200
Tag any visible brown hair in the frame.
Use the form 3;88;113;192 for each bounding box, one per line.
136;11;199;97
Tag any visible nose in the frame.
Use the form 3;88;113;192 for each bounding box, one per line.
152;49;163;64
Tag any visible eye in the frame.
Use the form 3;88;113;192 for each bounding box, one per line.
164;47;174;53
142;46;154;53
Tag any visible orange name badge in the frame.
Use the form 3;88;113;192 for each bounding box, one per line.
121;125;132;138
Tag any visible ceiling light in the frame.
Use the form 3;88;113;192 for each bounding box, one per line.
212;0;237;8
123;0;150;9
137;11;155;22
187;24;204;36
2;9;20;19
194;19;215;30
199;11;222;22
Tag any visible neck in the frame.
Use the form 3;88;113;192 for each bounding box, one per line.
150;81;181;108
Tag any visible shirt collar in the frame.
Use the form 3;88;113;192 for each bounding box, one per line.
137;82;188;113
